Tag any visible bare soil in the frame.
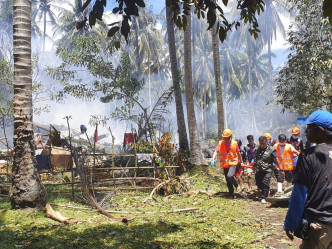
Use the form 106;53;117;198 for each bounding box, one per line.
244;191;302;249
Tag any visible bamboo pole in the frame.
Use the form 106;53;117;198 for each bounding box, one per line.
50;203;199;214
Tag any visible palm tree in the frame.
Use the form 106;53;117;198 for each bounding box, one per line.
53;0;107;49
10;0;47;208
231;24;267;134
258;0;287;81
165;4;189;151
128;6;164;109
32;0;60;52
183;11;206;166
211;0;224;140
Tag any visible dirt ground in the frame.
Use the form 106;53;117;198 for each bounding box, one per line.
240;190;302;249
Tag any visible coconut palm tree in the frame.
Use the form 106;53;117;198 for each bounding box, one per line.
128;6;164;109
165;3;189;151
211;0;224;139
183;11;206;166
230;23;268;134
10;0;47;208
53;0;107;49
32;0;61;52
258;0;288;81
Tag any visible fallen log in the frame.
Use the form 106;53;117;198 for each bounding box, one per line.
45;204;78;224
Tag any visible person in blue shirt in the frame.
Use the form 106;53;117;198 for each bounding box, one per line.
284;110;332;248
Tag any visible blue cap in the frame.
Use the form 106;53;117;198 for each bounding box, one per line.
297;110;332;130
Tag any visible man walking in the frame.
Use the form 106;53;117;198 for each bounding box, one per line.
284;110;332;248
211;129;242;197
254;136;280;203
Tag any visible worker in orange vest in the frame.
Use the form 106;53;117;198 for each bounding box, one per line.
275;134;300;189
211;129;243;198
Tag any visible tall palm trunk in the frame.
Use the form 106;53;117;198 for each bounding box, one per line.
11;0;47;208
166;5;189;151
43;10;46;52
268;38;272;82
211;7;224;140
247;40;257;134
183;12;206;166
133;17;141;77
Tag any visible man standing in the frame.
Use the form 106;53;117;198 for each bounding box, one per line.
265;132;284;193
245;135;256;192
211;129;242;197
254;136;280;203
275;134;300;187
284;110;332;248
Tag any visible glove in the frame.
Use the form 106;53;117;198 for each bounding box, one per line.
210;158;215;167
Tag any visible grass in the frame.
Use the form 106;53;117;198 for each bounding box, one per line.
0;166;289;249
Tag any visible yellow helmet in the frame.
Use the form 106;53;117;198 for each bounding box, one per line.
264;133;272;140
222;129;232;138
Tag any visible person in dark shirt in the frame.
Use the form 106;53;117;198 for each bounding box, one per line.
234;139;246;192
245;135;256;192
254;136;280;203
284;110;332;248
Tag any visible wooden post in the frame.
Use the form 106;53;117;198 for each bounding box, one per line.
64;116;74;198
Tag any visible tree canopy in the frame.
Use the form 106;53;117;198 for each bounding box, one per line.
275;0;332;115
79;0;332;45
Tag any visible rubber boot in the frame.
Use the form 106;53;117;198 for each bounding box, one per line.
277;182;283;193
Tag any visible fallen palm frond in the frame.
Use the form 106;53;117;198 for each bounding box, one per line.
75;149;134;223
45;204;78;224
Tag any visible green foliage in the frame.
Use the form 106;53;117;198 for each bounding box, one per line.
275;0;332;114
80;0;266;47
47;35;143;103
0;59;13;117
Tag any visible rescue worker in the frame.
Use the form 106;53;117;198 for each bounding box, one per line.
211;129;243;197
245;135;256;192
234;139;246;193
264;133;275;146
275;134;300;188
289;127;304;168
264;132;284;193
253;136;280;203
284;110;332;248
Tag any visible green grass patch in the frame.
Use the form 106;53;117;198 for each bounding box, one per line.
0;166;284;248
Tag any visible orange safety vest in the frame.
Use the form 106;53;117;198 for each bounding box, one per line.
219;140;239;168
275;144;294;171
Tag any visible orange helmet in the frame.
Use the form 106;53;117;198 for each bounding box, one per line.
291;127;300;135
222;129;232;138
264;133;272;140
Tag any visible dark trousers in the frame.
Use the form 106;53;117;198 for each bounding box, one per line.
223;166;238;196
284;170;294;183
255;171;272;198
274;168;284;183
